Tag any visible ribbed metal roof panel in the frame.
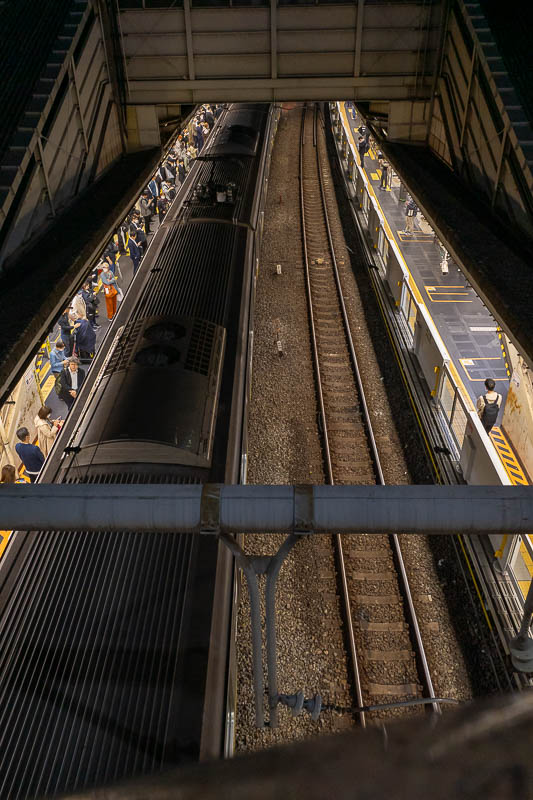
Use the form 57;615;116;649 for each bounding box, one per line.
0;476;217;798
136;222;246;325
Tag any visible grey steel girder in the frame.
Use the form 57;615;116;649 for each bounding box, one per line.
0;484;532;534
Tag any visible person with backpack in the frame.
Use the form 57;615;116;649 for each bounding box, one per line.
477;378;502;433
358;124;370;146
404;197;418;235
357;135;368;167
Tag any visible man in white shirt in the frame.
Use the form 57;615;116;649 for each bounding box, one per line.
476;377;502;433
57;358;86;413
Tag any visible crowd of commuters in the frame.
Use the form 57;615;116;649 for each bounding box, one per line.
2;104;223;485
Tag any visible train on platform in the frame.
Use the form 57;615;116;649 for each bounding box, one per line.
0;104;278;799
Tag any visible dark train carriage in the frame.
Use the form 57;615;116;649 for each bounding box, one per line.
0;103;277;799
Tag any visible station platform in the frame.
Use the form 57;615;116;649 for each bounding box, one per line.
340;102;533;598
0;244;140;557
341;103;529;482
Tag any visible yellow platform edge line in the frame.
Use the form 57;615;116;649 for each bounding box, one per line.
343;110;476;411
340;103;489;415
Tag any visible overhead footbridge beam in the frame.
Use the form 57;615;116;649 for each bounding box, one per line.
1;484;532;534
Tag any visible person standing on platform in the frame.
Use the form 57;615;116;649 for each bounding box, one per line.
72;292;86;322
73;315;96;362
157;196;169;225
15;427;44;482
404;197;418;235
148;177;159;200
378;151;389;190
205;107;215;130
357;135;367;167
102;245;117;275
34;406;61;458
160;180;174;202
132;215;147;256
101;264;120;320
177;159;186;188
57;358;86;413
128;231;142;275
477;378;502;434
163;160;176;183
358;124;370;146
195;123;204;152
58;307;74;356
81;281;99;329
139;192;152;236
50;340;68;376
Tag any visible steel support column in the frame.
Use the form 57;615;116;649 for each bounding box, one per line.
492;121;509;208
69;56;90;155
459;48;476;149
353;0;365;79
35;137;56;217
183;0;196;82
270;0;277;81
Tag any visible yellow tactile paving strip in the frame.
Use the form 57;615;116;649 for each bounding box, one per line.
490;427;529;486
496;326;512;378
0;531;9;560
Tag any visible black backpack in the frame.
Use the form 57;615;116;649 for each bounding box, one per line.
482;394;499;426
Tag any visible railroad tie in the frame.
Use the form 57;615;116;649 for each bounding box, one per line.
365;650;414;662
358;621;407;632
368;683;420;697
352;570;395;581
354;594;400;605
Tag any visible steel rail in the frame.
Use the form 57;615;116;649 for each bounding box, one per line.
313;104;440;716
299;103;365;726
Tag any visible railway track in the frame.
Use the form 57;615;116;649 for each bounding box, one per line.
299;103;440;724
